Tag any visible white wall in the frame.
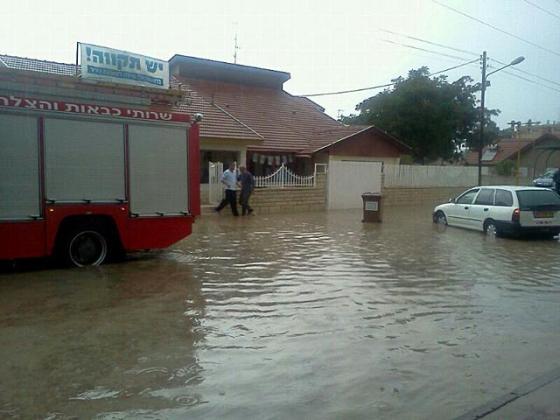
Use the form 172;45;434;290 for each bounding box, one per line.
383;164;478;188
327;159;383;209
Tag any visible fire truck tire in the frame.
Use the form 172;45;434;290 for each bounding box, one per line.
64;228;109;267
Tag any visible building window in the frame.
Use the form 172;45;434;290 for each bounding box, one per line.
248;152;298;176
200;150;239;183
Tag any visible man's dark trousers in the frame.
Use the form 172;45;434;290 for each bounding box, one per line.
239;189;253;215
215;189;239;216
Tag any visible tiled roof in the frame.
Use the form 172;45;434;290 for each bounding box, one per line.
173;75;365;152
464;138;536;165
171;77;262;141
302;125;412;155
0;54;77;76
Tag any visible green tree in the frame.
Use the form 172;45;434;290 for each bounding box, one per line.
470;108;501;149
340;67;500;162
495;159;516;176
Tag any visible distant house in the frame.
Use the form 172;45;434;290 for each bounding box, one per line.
464;134;560;177
169;55;411;182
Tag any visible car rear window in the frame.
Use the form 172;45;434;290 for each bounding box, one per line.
495;189;513;206
516;190;560;210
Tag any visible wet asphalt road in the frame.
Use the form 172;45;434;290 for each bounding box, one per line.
1;206;560;419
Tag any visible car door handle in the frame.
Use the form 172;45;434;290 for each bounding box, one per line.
464;206;469;210
484;208;489;211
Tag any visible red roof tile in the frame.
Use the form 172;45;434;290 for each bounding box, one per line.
171;77;262;141
173;76;364;152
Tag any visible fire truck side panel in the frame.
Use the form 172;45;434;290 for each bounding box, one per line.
43;204;129;255
0;108;198;262
42;203;194;255
0;114;41;220
0;221;46;259
44;118;126;203
188;123;201;217
128;124;188;216
123;216;193;250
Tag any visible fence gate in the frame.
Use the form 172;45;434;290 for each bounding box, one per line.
328;160;383;209
208;161;223;205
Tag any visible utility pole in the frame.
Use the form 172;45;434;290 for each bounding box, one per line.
477;53;524;186
478;51;487;186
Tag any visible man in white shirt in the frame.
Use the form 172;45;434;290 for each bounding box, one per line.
214;163;239;216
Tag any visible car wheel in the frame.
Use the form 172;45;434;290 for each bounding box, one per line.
433;211;447;225
484;220;500;238
66;229;109;267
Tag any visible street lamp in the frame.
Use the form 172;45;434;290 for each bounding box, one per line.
477;52;525;186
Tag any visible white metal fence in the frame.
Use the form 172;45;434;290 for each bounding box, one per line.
208;161;223;204
255;163;317;188
383;164;478;188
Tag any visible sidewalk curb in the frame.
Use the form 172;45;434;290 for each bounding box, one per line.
454;366;560;420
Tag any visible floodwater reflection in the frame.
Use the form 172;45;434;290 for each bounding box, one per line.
1;205;560;419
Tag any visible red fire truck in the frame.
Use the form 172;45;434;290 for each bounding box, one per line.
0;94;200;267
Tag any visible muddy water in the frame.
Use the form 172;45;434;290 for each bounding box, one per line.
1;206;560;419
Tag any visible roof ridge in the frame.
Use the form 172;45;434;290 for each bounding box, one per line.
282;90;341;124
172;78;263;140
212;103;265;140
272;90;346;151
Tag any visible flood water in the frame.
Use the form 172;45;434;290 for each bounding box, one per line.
1;206;560;419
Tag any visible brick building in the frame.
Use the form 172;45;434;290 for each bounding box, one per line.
168;55;410;179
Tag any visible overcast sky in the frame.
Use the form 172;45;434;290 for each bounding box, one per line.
2;0;559;128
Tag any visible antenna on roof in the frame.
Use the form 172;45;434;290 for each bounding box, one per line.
233;22;240;64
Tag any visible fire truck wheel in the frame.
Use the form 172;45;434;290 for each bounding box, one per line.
66;229;109;267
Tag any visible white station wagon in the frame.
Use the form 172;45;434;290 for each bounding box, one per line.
433;186;560;238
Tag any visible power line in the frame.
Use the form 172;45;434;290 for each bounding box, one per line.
501;70;560;94
386;34;560;95
381;38;474;62
487;64;560;94
381;28;560;90
523;0;560;21
301;59;479;97
301;82;394;97
379;28;479;57
490;58;560;88
302;30;560;98
431;59;480;75
432;0;560;58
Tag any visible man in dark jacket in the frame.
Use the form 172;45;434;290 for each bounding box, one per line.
238;166;255;216
553;168;560;195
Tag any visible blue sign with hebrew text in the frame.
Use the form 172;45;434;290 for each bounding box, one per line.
80;43;169;89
